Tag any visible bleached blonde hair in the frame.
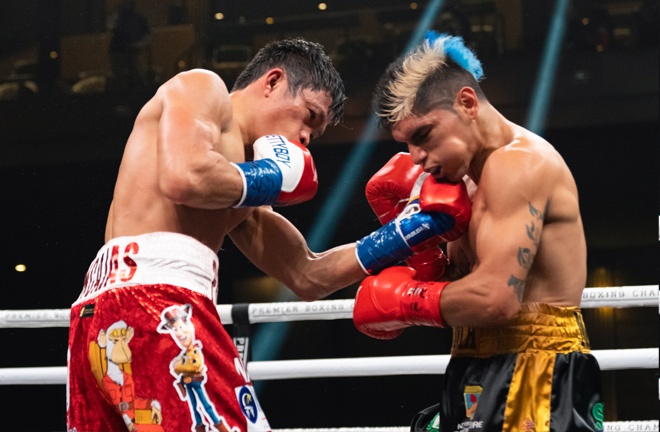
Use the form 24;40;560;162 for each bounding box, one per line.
373;32;484;128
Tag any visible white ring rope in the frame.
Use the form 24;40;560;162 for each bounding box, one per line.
0;285;657;328
1;348;657;386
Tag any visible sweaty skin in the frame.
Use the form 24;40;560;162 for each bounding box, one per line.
391;86;586;327
106;68;364;301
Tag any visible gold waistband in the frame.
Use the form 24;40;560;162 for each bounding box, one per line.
451;303;591;357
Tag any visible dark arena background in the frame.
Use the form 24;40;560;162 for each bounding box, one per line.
0;0;658;431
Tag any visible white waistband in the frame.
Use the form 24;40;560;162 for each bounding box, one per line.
74;232;219;305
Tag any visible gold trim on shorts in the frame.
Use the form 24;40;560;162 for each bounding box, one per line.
451;302;591;357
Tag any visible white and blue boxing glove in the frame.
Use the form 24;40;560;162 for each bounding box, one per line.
356;176;471;275
231;135;318;207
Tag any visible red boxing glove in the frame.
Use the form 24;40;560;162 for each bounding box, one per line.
405;172;450;281
353;266;449;340
365;152;424;224
233;135;318;207
419;175;472;242
366;153;447;281
268;138;318;206
406;242;449;281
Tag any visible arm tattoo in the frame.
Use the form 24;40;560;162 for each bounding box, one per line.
517;247;533;270
526;203;544;247
526;222;540;247
529;202;545;221
508;201;547;300
508;275;525;301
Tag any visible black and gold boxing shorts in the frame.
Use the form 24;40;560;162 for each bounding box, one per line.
412;303;604;432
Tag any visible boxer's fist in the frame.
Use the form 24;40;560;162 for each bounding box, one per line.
253;135;318;206
404;173;451;281
353;266;448;340
232;135;318;207
355;176;470;275
366;152;423;224
366;155;447;281
407;240;449;281
419;174;471;241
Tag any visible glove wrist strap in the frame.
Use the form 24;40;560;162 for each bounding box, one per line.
231;160;282;207
355;221;411;274
401;280;449;328
356;210;451;274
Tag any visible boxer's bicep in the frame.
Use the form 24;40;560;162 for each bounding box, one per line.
472;151;549;301
474;202;542;302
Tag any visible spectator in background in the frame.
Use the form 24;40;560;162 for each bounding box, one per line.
108;0;150;91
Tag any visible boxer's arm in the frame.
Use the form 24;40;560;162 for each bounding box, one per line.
156;69;245;209
230;176;469;300
229;207;365;301
439;148;552;327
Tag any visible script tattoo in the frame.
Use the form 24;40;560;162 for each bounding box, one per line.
509;201;547;300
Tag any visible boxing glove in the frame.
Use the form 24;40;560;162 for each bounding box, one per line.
365;154;448;281
365;152;424;225
405;243;449;282
405;172;451;281
355;174;471;275
353;266;449;340
419;174;472;242
232;135;318;207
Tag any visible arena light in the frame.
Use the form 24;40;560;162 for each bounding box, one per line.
525;0;570;135
249;0;446;377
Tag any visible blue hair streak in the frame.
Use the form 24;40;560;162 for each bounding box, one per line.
425;30;484;80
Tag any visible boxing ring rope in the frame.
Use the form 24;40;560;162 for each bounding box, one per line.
1;285;658;328
3;347;656;386
1;285;658;430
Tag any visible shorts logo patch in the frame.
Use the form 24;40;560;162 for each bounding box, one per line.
591;402;604;431
425;413;440;432
238;386;259;423
463;385;482;420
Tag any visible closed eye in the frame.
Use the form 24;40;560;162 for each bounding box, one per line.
412;127;431;145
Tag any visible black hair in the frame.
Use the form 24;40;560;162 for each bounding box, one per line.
233;38;346;126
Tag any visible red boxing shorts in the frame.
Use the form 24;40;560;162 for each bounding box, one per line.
67;232;271;432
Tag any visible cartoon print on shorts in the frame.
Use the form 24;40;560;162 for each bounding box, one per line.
88;320;164;432
158;304;233;432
